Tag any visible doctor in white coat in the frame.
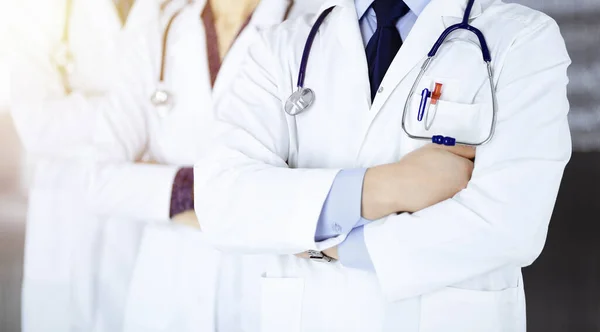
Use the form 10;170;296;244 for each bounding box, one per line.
9;0;160;331
195;0;572;331
86;0;322;331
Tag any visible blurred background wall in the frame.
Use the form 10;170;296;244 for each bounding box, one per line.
0;0;598;331
1;11;28;331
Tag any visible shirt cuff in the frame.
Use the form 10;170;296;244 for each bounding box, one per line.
338;226;375;272
315;168;369;242
169;167;194;218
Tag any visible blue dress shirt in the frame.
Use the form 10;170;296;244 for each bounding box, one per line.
315;0;431;271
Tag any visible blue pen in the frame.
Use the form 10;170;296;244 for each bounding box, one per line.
418;88;430;122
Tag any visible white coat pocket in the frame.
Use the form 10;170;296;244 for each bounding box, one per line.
260;277;305;332
419;286;519;332
405;96;489;145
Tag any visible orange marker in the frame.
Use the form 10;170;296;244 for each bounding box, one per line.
430;82;443;105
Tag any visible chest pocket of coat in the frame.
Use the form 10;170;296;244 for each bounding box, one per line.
403;76;493;145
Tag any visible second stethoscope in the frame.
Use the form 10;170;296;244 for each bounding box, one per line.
149;4;189;114
51;0;136;94
284;0;498;147
52;0;75;94
151;1;296;116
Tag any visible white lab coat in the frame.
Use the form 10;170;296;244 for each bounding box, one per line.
85;0;323;331
9;1;158;331
194;0;572;331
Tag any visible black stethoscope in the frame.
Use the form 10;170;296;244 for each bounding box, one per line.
283;5;334;116
284;0;497;146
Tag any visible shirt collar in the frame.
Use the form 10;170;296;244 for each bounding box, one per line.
355;0;431;20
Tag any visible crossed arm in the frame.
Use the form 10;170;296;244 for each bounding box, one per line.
194;19;571;301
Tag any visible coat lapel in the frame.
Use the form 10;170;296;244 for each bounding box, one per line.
329;0;371;110
122;0;170;31
79;0;122;33
212;0;292;101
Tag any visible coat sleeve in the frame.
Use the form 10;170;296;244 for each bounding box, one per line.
194;31;340;254
9;0;178;222
9;0;100;158
364;19;572;302
85;14;179;223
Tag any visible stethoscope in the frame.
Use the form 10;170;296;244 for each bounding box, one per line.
52;0;75;94
151;1;296;117
284;0;497;147
51;0;137;95
149;3;189;114
283;6;335;116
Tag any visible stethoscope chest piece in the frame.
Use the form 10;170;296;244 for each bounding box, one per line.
151;88;174;118
52;42;75;75
284;87;315;116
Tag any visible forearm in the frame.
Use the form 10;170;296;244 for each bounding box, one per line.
11;94;103;158
363;20;571;299
361;164;409;220
87;162;179;221
366;154;568;301
10;17;103;158
194;136;340;253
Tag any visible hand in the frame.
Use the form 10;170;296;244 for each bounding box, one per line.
322;246;339;260
136;160;158;164
171;210;201;229
362;144;475;219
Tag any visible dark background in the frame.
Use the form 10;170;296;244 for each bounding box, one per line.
523;153;600;332
508;1;600;330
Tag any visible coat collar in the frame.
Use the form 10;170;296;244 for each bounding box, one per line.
355;0;431;20
313;0;484;116
251;0;293;28
212;0;292;100
316;0;482;21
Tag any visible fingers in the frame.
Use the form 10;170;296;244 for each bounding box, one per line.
426;144;476;159
295;252;311;259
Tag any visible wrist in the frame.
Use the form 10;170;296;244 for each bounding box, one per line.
388;162;414;213
170;167;195;218
362;165;405;220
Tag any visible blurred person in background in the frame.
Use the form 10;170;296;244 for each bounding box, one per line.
51;0;322;331
9;0;162;331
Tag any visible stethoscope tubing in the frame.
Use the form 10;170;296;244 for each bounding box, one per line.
159;6;187;84
156;0;296;96
401;0;497;146
296;6;335;89
55;0;74;94
62;0;73;46
288;0;498;147
401;57;497;146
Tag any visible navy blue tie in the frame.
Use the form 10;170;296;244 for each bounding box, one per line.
365;0;410;101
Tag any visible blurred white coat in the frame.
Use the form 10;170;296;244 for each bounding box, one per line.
69;0;323;331
10;0;161;331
